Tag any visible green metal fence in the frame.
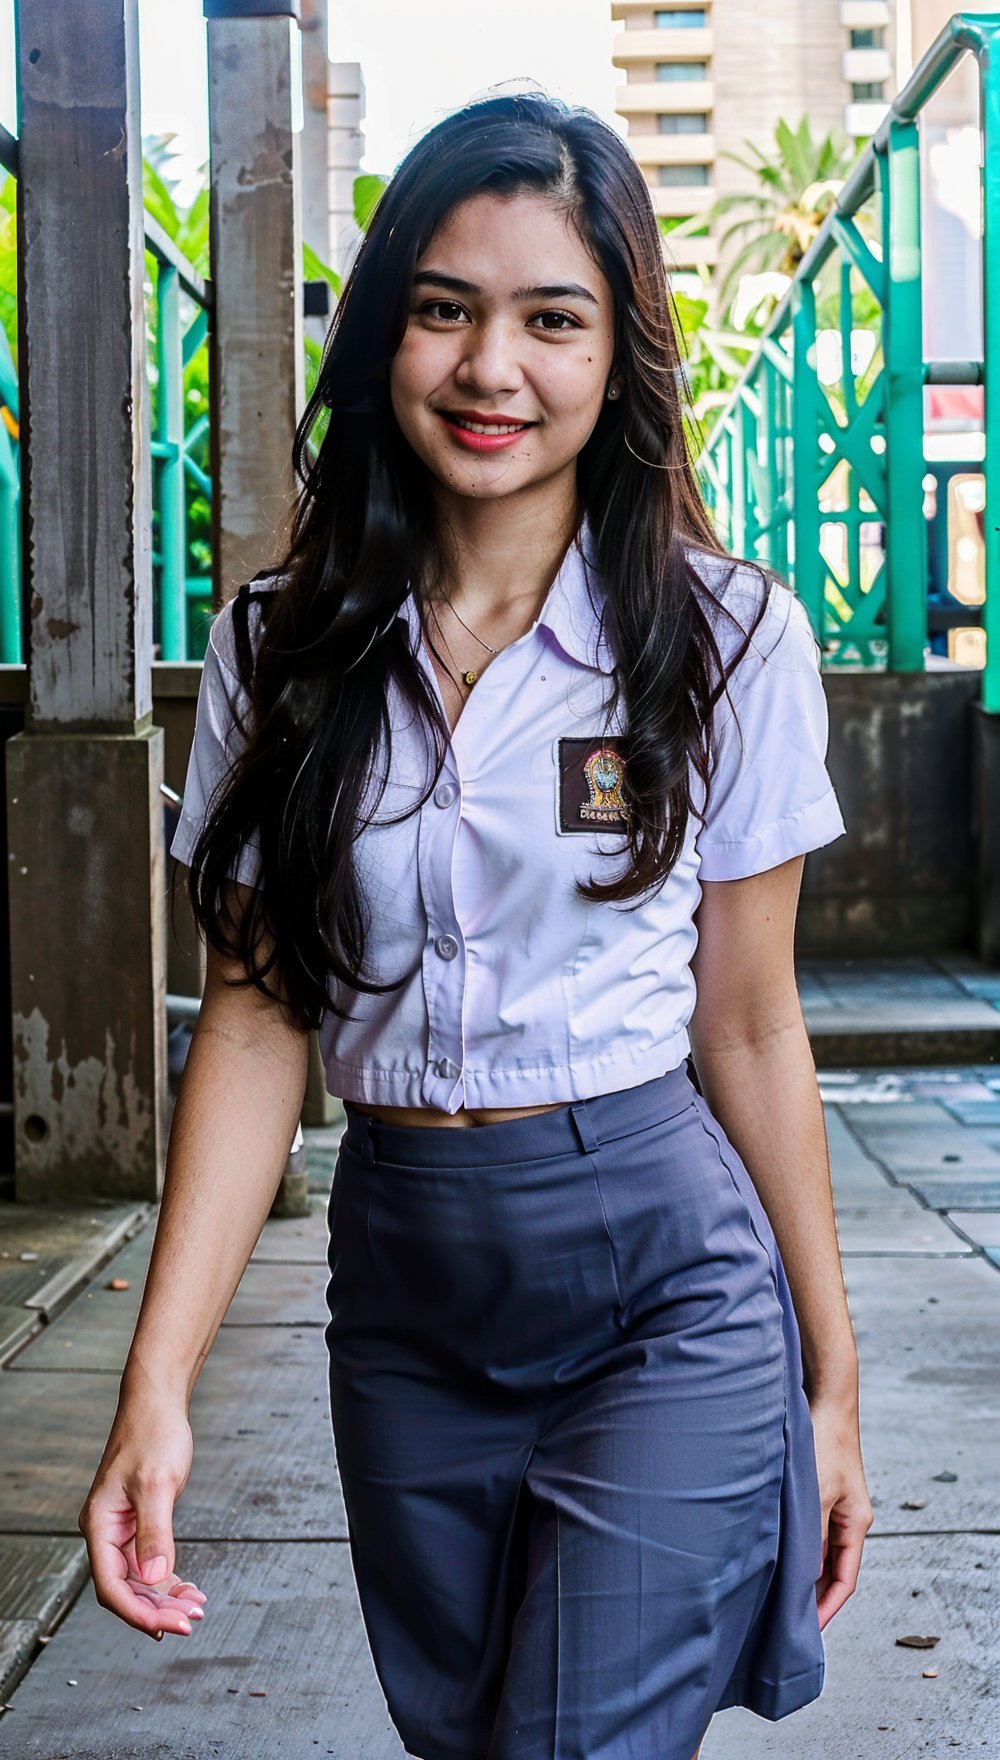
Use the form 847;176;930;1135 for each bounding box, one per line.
144;215;215;661
0;130;214;664
698;10;1000;714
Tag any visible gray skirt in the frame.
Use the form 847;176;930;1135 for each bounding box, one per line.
324;1059;826;1760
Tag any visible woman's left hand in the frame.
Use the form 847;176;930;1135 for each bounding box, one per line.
808;1393;874;1630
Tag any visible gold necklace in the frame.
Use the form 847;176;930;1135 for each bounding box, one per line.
425;602;480;693
429;591;521;688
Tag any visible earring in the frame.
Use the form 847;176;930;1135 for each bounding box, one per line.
607;385;620;400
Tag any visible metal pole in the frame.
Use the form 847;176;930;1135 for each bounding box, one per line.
156;263;188;661
879;117;928;672
791;278;824;636
978;21;1000;714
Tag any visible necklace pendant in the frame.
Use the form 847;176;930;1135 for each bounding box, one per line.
463;668;478;686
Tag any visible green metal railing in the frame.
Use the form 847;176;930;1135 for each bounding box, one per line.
0;131;214;664
144;215;214;661
699;11;1000;714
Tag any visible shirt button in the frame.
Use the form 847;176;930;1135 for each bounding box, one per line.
434;782;457;809
434;932;459;960
435;1056;460;1079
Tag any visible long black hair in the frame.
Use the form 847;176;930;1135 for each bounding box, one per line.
177;91;780;1032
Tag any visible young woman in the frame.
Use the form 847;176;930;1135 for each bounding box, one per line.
79;92;872;1760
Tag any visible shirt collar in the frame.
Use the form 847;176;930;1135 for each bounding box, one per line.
395;514;613;674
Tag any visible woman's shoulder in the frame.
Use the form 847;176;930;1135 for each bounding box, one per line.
207;571;288;681
683;543;815;681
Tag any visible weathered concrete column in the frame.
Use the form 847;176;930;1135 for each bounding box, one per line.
204;3;333;1130
7;0;167;1201
205;0;304;598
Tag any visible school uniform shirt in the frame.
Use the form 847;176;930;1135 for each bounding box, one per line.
170;520;847;1114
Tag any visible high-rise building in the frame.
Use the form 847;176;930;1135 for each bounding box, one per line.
611;1;908;279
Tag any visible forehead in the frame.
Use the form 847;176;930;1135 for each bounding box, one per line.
416;191;608;298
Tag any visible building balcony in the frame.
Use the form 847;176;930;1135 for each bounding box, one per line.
630;133;715;168
647;183;715;218
662;233;719;271
616;80;714;115
613;28;713;66
844;47;892;83
845;98;891;137
840;0;890;25
612;0;709;14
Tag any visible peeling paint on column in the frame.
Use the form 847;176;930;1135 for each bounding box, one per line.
14;1007;155;1182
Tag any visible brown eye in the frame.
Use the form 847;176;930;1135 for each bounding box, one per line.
531;311;581;333
420;300;469;323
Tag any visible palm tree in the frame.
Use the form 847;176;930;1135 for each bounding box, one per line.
706;117;858;313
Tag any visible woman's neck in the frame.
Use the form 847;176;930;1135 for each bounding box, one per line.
427;480;582;625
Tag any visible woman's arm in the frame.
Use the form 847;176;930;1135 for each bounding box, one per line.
688;853;873;1627
78;882;310;1639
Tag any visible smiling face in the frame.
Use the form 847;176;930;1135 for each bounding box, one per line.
389;190;620;510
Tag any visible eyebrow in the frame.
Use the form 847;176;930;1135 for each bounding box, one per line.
412;270;600;307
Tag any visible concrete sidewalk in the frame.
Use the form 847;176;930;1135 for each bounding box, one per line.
0;1062;998;1758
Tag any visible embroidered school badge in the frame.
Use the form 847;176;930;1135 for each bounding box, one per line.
557;737;631;833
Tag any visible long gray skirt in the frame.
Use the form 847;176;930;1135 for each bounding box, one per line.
324;1059;826;1760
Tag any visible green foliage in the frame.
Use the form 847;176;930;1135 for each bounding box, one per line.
671;277;764;451
141;137;213;591
707;115;858;311
665;116;874;442
353;172;388;232
0;173;16;374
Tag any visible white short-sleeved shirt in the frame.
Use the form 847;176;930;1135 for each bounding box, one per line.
170;520;847;1113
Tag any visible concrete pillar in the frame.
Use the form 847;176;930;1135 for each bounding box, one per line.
204;0;304;599
8;0;167;1200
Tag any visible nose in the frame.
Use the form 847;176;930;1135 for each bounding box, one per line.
454;316;524;400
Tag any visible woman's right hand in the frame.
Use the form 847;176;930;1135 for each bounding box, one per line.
77;1390;208;1641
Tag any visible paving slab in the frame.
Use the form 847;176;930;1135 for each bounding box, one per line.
0;1329;346;1541
9;1255;332;1374
945;1211;1000;1250
253;1194;331;1262
836;1118;1000;1179
0;1205;151;1363
701;1534;1000;1759
844;1256;1000;1533
0;1307;42;1364
835;1205;972;1255
824;1112;906;1208
836;1100;962;1130
939;1097;1000;1126
0;1541;404;1759
900;1174;1000;1210
0;1537;89;1702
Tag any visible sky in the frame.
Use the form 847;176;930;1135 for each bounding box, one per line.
1;0;622;201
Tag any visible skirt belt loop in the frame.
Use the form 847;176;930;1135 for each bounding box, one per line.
569;1098;599;1155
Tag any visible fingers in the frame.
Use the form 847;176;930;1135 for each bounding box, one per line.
133;1481;179;1587
89;1531;195;1639
816;1523;867;1630
80;1482;207;1640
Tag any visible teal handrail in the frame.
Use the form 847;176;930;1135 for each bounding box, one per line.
145;215;214;661
698;11;1000;714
